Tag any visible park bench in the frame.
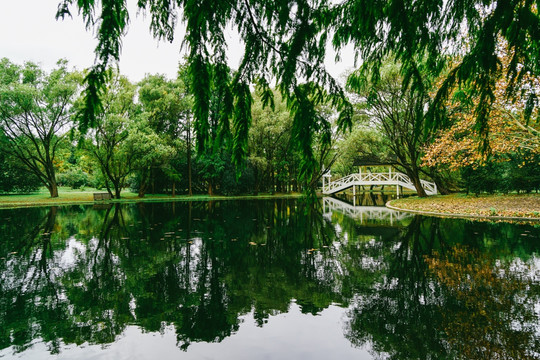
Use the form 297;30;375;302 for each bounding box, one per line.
93;192;112;201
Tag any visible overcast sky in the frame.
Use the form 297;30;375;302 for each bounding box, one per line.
1;0;355;83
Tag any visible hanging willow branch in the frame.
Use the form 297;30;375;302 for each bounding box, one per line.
56;0;540;184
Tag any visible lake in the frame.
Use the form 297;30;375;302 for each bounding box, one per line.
1;198;539;359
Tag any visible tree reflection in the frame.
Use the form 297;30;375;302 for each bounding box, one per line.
343;215;540;360
0;200;345;354
0;206;68;355
344;216;450;359
0;202;539;358
427;245;540;360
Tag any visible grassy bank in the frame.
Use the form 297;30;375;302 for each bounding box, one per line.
388;193;540;220
0;187;303;209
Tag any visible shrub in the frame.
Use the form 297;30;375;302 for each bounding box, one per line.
460;153;540;195
0;152;41;193
57;169;90;189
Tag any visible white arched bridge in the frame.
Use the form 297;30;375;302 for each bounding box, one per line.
322;170;437;196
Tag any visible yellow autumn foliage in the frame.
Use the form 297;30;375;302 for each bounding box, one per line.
423;42;540;170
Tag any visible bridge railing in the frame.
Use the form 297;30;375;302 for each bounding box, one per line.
420;179;437;195
322;172;437;195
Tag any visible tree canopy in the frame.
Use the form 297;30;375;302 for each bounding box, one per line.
0;58;80;197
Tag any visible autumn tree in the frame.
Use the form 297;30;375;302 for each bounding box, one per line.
424;53;540;170
423;43;540;193
0;58;80;197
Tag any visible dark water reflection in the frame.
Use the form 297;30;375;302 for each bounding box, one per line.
0;198;539;359
334;191;398;207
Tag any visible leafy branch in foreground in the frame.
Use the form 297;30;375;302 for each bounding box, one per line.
332;0;540;139
55;0;352;188
55;0;539;193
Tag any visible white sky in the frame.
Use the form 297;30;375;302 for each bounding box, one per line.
0;0;355;83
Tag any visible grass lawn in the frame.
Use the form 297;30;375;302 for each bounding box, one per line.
388;193;540;220
0;187;136;207
0;187;303;209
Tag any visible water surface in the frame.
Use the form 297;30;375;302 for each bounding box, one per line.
1;198;539;359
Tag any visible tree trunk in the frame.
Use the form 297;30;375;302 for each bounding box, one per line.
253;166;260;195
47;179;59;198
113;182;122;199
106;185;113;198
138;185;147;198
433;176;451;195
138;169;149;198
151;168;156;194
270;164;275;194
429;170;453;195
187;121;193;196
410;173;428;197
172;182;176;197
208;180;213;196
400;163;428;197
46;166;59;198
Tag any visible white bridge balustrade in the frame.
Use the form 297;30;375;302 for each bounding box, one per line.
321;169;437;196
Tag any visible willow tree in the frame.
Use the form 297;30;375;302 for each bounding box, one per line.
55;0;353;191
333;1;539;134
55;0;539;186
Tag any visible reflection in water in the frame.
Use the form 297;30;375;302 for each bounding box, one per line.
0;200;539;359
323;196;413;225
427;246;540;359
335;192;397;207
344;216;540;360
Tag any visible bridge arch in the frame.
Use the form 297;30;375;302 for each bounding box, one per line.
322;169;437;196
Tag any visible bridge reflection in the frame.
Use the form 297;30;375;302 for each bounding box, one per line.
323;196;414;226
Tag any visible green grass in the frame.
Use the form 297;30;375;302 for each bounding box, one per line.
0;187;304;209
0;187;134;208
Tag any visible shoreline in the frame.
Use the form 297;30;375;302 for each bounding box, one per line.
0;193;304;210
2;191;539;224
387;194;540;222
